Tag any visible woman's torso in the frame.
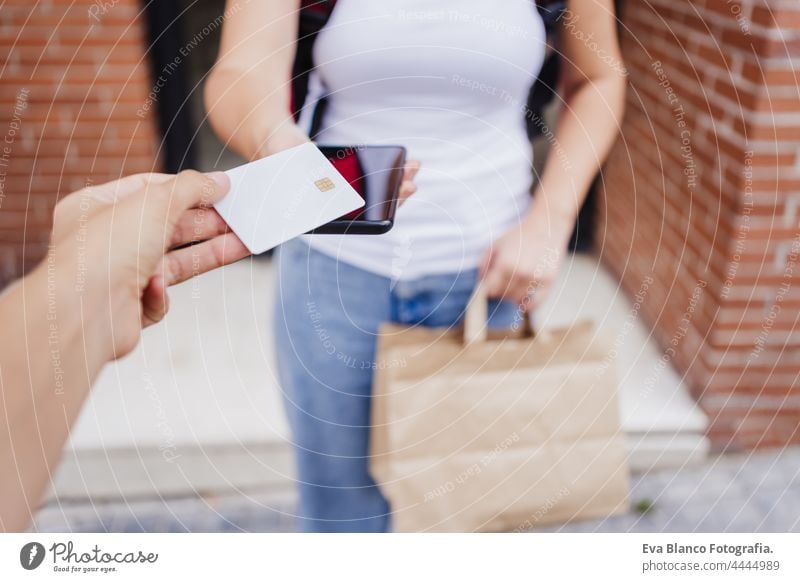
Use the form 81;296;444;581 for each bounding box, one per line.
299;0;546;280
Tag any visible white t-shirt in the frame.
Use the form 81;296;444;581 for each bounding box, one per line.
299;0;546;280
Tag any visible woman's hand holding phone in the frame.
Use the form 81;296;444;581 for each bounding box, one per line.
398;160;421;203
258;125;421;210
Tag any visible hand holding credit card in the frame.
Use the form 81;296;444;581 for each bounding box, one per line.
213;143;365;255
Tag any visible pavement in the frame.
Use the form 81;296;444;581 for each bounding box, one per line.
54;253;708;508
34;447;800;533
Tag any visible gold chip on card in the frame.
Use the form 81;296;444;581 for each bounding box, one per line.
314;177;335;192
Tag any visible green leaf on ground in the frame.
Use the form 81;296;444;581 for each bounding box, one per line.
633;498;655;514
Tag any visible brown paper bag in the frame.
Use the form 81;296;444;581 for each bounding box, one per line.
370;284;629;532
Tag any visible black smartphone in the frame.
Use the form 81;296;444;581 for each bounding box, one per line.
306;145;407;235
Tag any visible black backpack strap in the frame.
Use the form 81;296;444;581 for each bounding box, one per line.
291;0;337;128
537;0;566;32
526;1;566;138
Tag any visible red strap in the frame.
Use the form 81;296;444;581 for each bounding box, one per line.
300;0;337;16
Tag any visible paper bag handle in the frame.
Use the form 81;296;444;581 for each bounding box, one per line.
463;280;535;344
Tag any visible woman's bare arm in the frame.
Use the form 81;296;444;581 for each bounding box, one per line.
532;0;627;234
205;0;422;195
482;0;626;306
204;0;307;160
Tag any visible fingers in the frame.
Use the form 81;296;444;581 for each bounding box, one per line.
478;246;494;280
482;251;544;306
486;266;553;311
82;173;174;205
159;170;231;221
510;278;534;309
88;171;223;212
404;160;421;182
53;173;174;241
170;208;230;249
484;262;513;301
57;171;225;227
398;181;417;204
481;246;518;300
398;160;421;205
525;282;551;313
164;232;250;286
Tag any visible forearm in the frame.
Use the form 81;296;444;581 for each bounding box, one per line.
525;74;626;239
205;67;306;160
0;251;109;531
204;0;305;160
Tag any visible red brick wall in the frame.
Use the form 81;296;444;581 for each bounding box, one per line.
598;0;800;449
0;0;160;284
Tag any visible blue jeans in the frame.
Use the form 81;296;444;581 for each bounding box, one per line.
273;239;518;532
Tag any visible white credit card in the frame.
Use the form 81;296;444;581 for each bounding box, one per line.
214;142;365;254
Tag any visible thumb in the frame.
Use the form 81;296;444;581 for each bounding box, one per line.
165;170;231;221
142;272;169;327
